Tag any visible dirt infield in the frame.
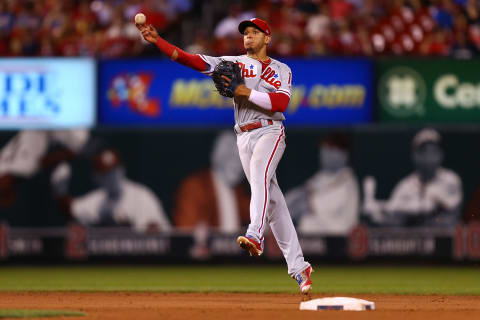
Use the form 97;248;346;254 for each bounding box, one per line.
0;292;479;320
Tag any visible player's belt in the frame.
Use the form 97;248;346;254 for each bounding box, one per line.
235;119;274;133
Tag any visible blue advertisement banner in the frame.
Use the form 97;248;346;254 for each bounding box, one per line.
0;58;96;129
99;58;372;126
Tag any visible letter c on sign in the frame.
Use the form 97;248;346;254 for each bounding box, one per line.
434;75;458;109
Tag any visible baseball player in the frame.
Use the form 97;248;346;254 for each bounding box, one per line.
286;133;360;235
137;17;313;297
363;128;462;227
51;149;171;233
0;129;90;207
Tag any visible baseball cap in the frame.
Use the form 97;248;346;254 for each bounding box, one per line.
321;133;351;151
412;128;441;149
93;149;122;173
238;18;271;36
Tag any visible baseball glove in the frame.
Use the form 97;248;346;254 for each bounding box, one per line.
212;60;244;98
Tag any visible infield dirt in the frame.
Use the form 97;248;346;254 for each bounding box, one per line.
0;292;479;320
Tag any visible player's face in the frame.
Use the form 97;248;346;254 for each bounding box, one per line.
412;143;443;181
243;26;270;52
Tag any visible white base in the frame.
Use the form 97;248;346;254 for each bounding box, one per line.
300;297;375;311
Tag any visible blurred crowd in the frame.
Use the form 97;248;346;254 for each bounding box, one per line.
0;0;192;57
1;0;479;58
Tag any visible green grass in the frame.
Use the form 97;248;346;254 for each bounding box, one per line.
0;265;479;295
0;310;86;318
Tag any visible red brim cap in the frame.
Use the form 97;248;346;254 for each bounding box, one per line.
238;18;271;36
93;149;122;173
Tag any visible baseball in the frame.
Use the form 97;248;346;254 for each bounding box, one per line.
135;13;146;25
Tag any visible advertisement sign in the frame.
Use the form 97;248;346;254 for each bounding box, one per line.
3;222;479;261
0;58;96;129
99;58;372;126
283;58;373;125
377;59;480;122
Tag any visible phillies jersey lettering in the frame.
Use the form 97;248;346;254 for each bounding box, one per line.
237;62;257;78
199;54;292;125
260;66;281;89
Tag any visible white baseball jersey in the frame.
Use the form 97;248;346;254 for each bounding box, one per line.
0;129;89;178
385;168;462;214
199;54;292;124
71;179;171;233
298;167;360;236
0;131;49;177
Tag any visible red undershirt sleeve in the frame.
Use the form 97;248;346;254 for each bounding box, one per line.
155;37;207;72
268;92;290;112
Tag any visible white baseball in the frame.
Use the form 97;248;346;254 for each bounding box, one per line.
135;13;146;25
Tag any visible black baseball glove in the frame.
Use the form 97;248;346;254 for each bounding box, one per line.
212;60;244;98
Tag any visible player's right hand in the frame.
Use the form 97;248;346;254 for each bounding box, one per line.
136;24;159;44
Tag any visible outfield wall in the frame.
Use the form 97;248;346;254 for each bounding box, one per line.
1;222;479;262
0;127;478;225
0;127;479;262
1;57;479;128
0;57;480;262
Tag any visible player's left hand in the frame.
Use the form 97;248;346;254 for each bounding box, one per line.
222;75;250;97
212;60;245;98
221;75;231;85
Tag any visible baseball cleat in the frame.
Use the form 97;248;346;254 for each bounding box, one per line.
237;235;263;256
294;266;314;297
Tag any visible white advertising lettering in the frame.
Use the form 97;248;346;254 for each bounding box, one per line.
434;74;480;109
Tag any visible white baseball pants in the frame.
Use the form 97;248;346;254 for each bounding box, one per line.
236;121;310;277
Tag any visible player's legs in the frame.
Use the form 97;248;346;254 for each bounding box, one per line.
236;124;313;295
245;125;285;243
267;174;310;276
236;130;264;256
236;133;252;183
